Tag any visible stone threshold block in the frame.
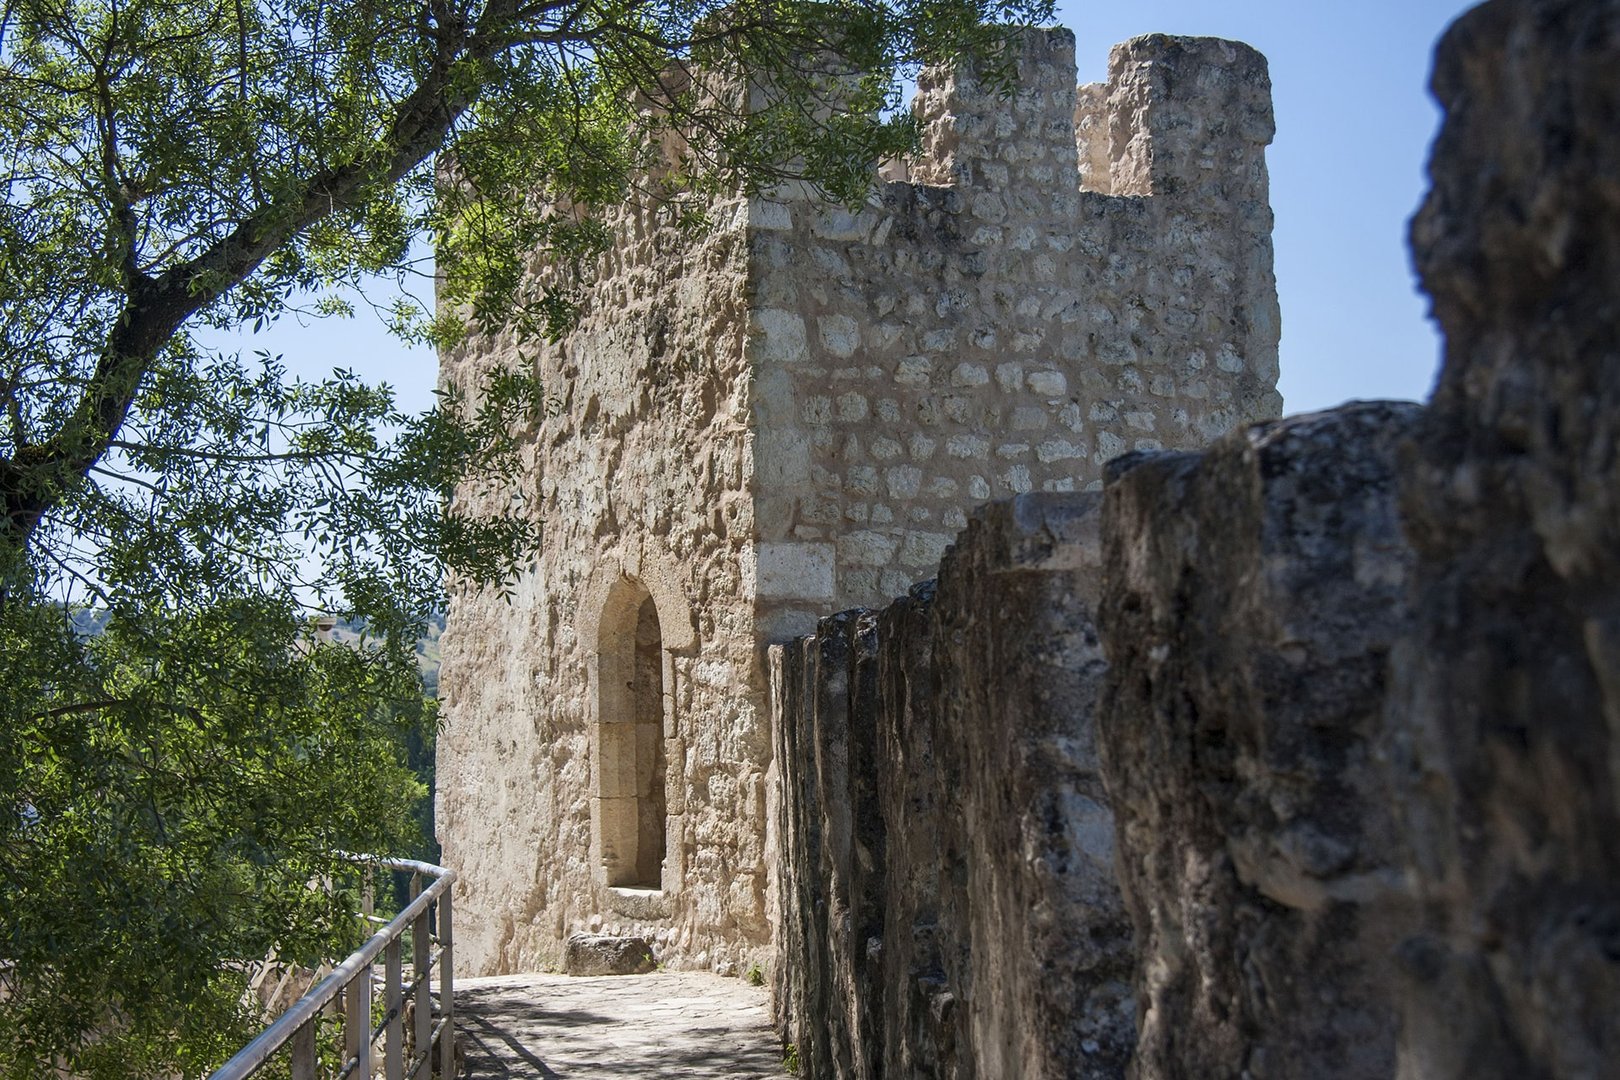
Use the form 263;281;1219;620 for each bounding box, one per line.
563;933;658;977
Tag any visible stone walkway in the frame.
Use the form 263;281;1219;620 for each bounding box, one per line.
456;971;791;1078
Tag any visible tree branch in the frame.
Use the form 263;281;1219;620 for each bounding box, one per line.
0;7;498;564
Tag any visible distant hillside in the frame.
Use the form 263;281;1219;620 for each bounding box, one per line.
68;607;112;637
327;612;446;698
68;607;448;698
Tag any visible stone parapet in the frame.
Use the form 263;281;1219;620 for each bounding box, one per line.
768;494;1134;1079
1390;0;1620;1072
1099;404;1423;1079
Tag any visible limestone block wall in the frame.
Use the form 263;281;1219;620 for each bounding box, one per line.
439;23;1285;979
749;28;1282;637
769;496;1135;1080
436;190;778;978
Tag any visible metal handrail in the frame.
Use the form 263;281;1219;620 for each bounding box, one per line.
212;856;457;1080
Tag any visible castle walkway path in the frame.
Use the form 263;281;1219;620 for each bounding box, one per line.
456;971;791;1078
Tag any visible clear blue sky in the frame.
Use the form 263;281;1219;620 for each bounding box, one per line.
1060;0;1474;413
212;0;1477;417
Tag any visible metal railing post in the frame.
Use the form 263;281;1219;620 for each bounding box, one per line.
438;890;453;1079
344;966;371;1078
211;857;455;1080
385;937;404;1080
290;1018;316;1080
412;877;431;1063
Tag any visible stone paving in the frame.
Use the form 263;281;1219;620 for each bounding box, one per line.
456;971;791;1078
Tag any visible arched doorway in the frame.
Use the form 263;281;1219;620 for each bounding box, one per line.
595;580;667;890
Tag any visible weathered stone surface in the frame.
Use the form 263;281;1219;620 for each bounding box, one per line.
774;28;1283;613
562;933;657;976
436;168;774;980
933;495;1134;1080
871;583;957;1080
1082;5;1620;1074
1388;1;1620;1074
770;494;1132;1078
440;23;1281;982
771;611;885;1080
1098;403;1424;1079
758;542;837;601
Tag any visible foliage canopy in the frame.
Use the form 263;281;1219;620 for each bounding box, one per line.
0;0;1049;1072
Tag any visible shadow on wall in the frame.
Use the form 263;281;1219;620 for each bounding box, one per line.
768;0;1620;1077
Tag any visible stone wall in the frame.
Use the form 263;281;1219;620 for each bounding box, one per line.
436;184;779;977
1101;2;1620;1073
770;496;1134;1079
439;25;1283;977
769;3;1620;1077
1098;404;1424;1079
1388;0;1620;1072
770;404;1438;1079
752;29;1282;639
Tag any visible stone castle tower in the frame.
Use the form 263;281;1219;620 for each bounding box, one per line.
436;26;1283;977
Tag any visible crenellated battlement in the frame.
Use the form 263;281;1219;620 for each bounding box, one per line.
743;27;1282;631
905;28;1082;196
1092;34;1273;201
885;29;1273;211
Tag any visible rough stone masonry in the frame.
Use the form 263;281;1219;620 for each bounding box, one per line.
1100;403;1424;1079
1388;0;1620;1072
437;26;1282;978
770;0;1620;1077
771;495;1134;1079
